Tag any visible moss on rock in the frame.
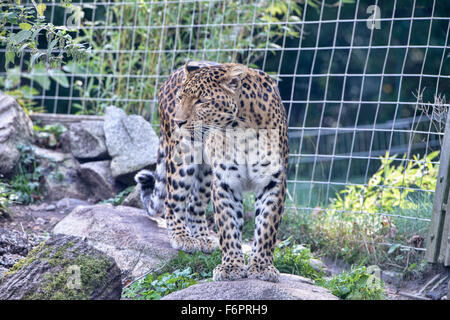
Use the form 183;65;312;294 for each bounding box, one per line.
0;235;122;300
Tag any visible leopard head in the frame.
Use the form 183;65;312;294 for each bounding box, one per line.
173;62;248;131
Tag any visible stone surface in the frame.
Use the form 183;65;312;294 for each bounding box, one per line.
53;204;176;278
38;151;90;202
162;273;338;300
0;93;34;177
79;160;118;201
69;121;109;162
0;228;40;275
381;270;403;287
0;234;122;300
56;198;91;214
121;185;144;209
103;106;158;185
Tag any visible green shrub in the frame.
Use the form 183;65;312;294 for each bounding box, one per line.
280;152;438;269
330;151;438;215
2;144;44;205
318;266;385;300
273;237;324;280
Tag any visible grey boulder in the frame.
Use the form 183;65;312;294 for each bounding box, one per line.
121;185;144;209
35;147;91;201
103;106;158;185
0;93;34;177
162;273;338;300
69;121;109;161
79;160;119;201
53;204;177;278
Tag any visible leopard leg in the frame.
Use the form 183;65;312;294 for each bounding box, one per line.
186;164;218;253
247;173;286;283
164;160;202;253
211;165;247;281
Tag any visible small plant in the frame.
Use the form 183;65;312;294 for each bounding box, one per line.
160;250;223;279
33;123;67;149
0;181;13;217
318;266;385;300
122;268;198;300
1;144;44;206
100;186;135;206
273;237;324;280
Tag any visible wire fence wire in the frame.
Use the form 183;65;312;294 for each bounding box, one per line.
2;0;450;250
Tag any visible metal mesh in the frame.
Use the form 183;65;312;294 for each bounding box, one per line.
2;0;450;250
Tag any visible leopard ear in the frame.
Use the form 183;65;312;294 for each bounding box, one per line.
184;61;202;75
222;64;247;93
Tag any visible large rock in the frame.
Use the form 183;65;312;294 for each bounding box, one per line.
162;274;338;300
53;204;177;278
0;234;122;300
69;121;109;162
79;160;119;201
34;147;91;201
0;93;34;177
103;106;158;185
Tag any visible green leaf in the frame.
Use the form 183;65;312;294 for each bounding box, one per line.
48;69;69;88
19;23;32;30
47;38;58;56
29;52;45;70
388;243;402;255
5;51;15;68
10;30;32;44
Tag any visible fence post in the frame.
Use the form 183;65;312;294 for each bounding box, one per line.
426;114;450;264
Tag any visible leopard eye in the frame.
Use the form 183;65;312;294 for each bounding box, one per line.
196;98;211;105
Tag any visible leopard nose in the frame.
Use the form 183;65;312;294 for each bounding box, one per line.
175;119;187;128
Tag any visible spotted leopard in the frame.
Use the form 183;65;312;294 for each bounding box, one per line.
135;61;288;282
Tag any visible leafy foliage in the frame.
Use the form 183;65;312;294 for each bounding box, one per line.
100;186;135;206
279;152;438;270
161;249;223;279
318;266;385;300
5;144;44;205
0;144;45;207
273;237;324;280
64;0;319;116
33;123;67;149
330;151;438;214
122;267;199;300
0;0;90;70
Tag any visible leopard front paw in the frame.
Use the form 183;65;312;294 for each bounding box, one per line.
247;263;280;282
197;236;219;253
170;235;202;253
212;263;247;281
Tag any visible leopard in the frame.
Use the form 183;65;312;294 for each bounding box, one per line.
135;61;288;282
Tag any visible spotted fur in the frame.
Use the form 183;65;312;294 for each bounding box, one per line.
136;61;288;282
